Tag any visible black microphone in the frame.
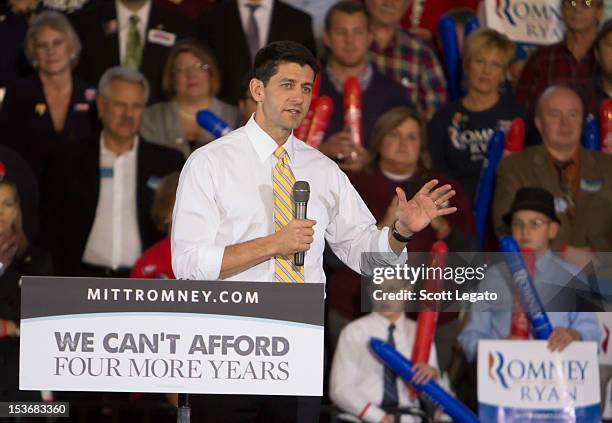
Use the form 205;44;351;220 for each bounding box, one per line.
293;181;310;267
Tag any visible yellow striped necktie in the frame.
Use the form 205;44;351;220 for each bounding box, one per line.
272;146;304;283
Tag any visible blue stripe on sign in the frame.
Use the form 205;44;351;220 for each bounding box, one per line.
100;167;113;178
479;403;601;423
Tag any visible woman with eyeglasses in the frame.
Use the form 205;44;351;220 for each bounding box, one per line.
140;39;238;158
0;10;98;177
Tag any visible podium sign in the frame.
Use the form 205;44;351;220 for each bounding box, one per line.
20;277;324;396
477;340;601;422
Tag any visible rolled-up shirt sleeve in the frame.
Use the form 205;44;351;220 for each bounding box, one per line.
171;153;224;280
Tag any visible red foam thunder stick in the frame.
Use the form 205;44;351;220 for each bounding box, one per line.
294;73;321;140
305;96;333;149
343;76;363;158
410;241;448;398
503;117;525;157
600;99;612;153
510;248;535;339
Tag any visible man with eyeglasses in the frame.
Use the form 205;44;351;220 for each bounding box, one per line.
493;85;612;253
459;186;602;363
515;0;603;113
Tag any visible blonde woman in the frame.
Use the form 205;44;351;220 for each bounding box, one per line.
0;11;98;177
427;28;532;202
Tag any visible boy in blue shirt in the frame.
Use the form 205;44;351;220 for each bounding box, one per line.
459;187;602;362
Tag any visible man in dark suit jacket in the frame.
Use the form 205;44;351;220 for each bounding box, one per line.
493;86;612;252
197;0;317;105
40;67;184;277
70;0;195;103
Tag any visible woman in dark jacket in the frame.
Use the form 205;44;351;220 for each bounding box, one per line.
0;10;98;177
0;179;52;400
427;28;533;202
326;107;477;353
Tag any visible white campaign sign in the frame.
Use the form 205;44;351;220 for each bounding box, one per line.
485;0;565;45
20;313;323;395
478;340;601;422
19;277;325;396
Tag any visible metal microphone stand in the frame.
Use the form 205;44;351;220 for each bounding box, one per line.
177;393;190;423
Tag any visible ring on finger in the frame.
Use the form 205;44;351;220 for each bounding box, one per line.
337;153;344;161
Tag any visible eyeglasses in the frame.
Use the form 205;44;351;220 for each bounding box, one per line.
510;218;551;232
173;63;210;75
562;0;600;9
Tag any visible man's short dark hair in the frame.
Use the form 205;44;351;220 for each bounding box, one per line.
253;41;319;85
324;0;370;32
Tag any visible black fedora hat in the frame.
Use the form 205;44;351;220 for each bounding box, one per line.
502;187;561;226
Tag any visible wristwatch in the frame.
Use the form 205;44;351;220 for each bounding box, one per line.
391;220;414;243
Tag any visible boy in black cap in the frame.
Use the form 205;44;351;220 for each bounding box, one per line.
458;187;601;362
502;186;561;258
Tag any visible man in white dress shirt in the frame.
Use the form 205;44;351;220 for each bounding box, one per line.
171;40;456;422
330;310;439;423
40;67;184;277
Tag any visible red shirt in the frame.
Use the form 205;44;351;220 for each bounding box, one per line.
130;237;175;279
515;41;598;113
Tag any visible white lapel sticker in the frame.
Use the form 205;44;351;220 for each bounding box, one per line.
148;29;176;47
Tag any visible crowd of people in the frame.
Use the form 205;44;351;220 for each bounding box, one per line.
0;0;610;421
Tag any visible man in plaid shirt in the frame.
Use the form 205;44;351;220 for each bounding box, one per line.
365;0;447;120
515;0;603;114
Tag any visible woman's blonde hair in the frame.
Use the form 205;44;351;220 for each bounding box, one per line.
151;172;181;233
462;28;516;75
162;39;221;99
0;180;28;257
366;107;432;175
